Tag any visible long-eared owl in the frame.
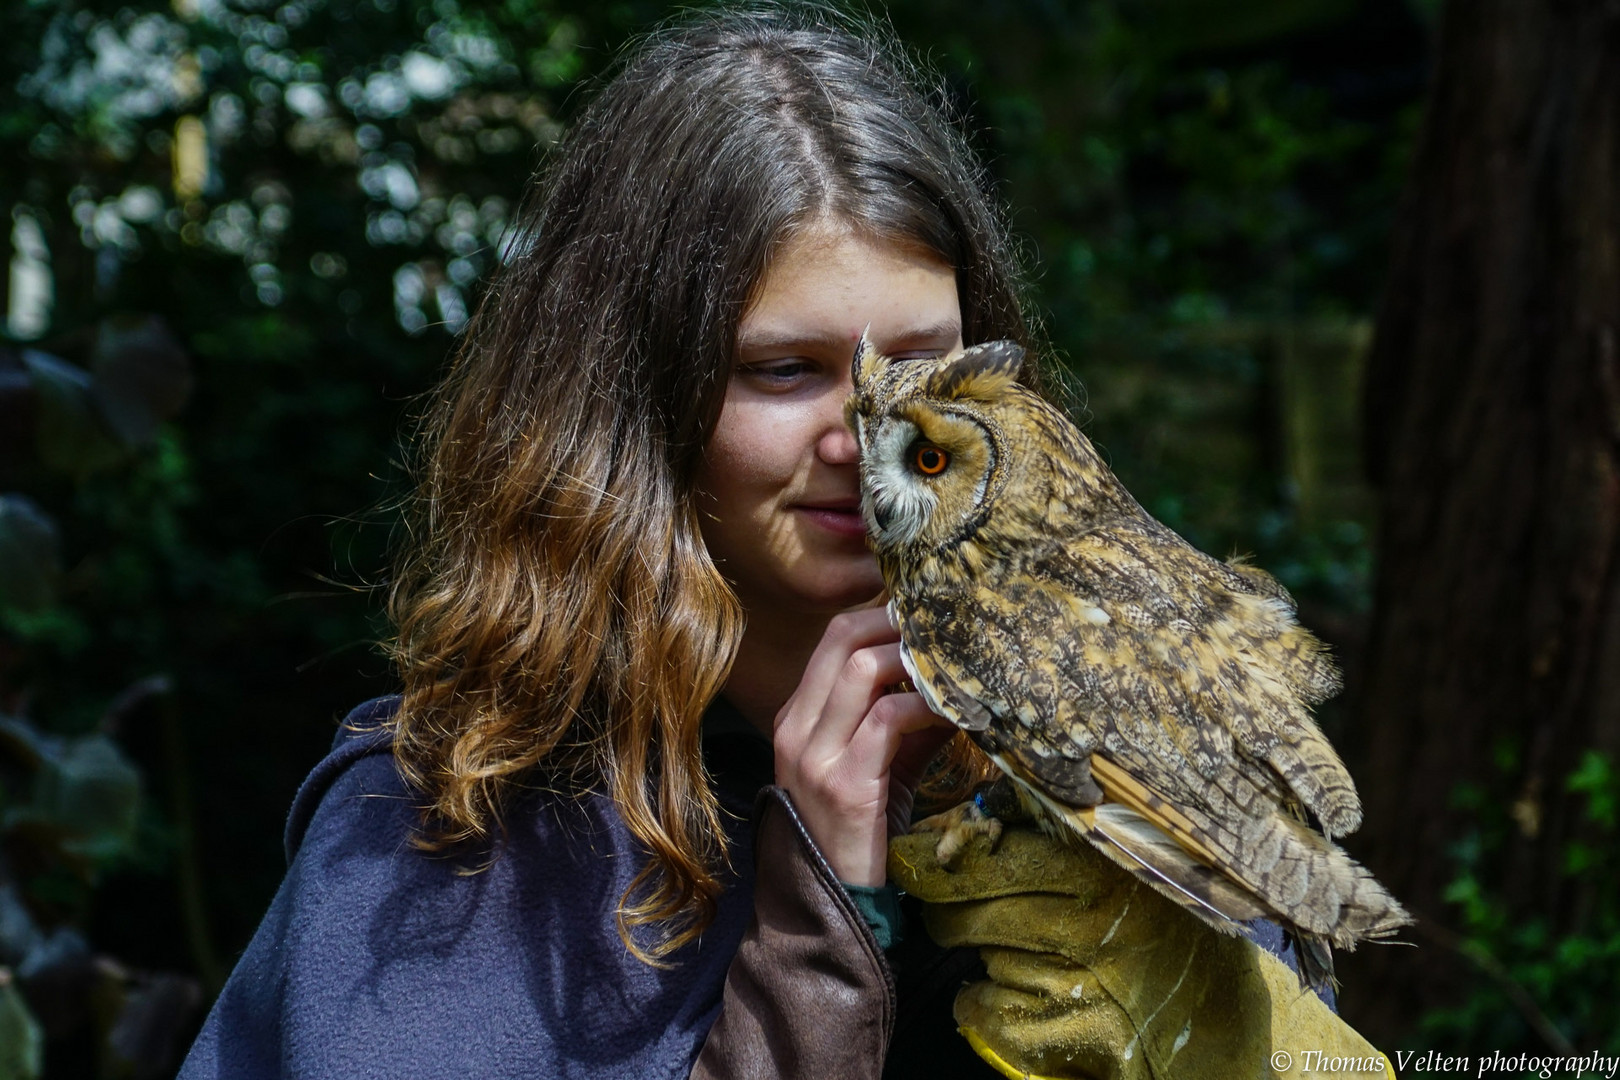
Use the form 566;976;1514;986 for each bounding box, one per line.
845;337;1409;986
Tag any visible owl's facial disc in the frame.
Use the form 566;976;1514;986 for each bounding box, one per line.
859;406;998;553
861;417;937;546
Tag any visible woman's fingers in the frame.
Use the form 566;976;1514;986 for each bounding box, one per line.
773;607;960;884
775;608;896;738
794;641;910;763
808;688;938;797
843;688;948;762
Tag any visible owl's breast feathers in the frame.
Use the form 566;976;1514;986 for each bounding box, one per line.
890;521;1409;954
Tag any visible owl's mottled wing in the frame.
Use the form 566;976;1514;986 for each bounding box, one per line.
900;523;1406;947
1036;518;1360;840
896;575;1283;930
893;586;1105;808
999;523;1409;946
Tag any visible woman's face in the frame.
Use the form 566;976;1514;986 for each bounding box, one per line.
696;221;963;618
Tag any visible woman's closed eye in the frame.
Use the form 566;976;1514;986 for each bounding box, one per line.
736;358;817;386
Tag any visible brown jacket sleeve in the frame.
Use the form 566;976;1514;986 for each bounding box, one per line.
692;785;896;1079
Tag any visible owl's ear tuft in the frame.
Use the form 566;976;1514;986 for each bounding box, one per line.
925;341;1026;401
851;329;886;393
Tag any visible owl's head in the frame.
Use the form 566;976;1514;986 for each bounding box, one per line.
845;336;1033;558
846;336;1130;564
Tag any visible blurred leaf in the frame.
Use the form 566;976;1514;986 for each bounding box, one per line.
0;886;43;969
0;495;60;612
18;351;125;478
14;928;88;984
90;317;193;449
14;932;88;990
0;715;59;775
0;712;143;864
31;737;142;861
1566;750;1617;828
0;717;47;774
12;927;91;1042
0;971;43;1080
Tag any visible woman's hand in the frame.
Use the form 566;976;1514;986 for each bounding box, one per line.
772;607;956;886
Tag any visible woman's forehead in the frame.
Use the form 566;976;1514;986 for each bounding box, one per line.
738;223;961;354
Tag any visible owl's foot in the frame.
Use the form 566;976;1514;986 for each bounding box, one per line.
911;789;1005;869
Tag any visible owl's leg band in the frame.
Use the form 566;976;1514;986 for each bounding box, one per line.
976;775;1029;822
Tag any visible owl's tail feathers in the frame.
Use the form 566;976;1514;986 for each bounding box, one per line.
1094;806;1341;995
1081;753;1407;950
1271;815;1414;950
1274;832;1408;994
1066;801;1271;932
1066;799;1407;995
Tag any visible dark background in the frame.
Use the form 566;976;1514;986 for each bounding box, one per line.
1;0;1615;1076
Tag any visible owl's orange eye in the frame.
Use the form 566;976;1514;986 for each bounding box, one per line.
913;445;949;475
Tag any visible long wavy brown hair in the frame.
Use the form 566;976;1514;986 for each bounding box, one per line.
387;6;1042;962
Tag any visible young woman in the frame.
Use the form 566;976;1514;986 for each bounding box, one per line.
179;9;1028;1078
177;8;1372;1079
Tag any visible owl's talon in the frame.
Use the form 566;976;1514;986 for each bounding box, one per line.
912;794;1004;869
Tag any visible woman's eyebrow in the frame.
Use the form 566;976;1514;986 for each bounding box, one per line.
736;319;962;353
735;328;851;352
886;319;963;347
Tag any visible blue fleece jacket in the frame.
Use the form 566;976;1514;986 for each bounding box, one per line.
178;697;760;1080
178;696;1321;1079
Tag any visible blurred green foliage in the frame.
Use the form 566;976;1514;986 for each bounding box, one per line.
1429;752;1620;1058
874;0;1429;640
0;318;203;1076
0;0;1433;1073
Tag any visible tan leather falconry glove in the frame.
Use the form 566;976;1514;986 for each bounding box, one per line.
888;825;1396;1080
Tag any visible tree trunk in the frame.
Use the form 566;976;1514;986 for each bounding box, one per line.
1347;0;1620;1044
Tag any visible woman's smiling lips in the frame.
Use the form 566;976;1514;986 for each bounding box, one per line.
794;499;870;540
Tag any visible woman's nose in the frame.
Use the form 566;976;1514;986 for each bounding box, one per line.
818;420;860;465
817;371;860;465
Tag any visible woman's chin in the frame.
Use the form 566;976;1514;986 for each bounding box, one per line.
721;548;886;620
807;573;889;615
752;567;884;618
